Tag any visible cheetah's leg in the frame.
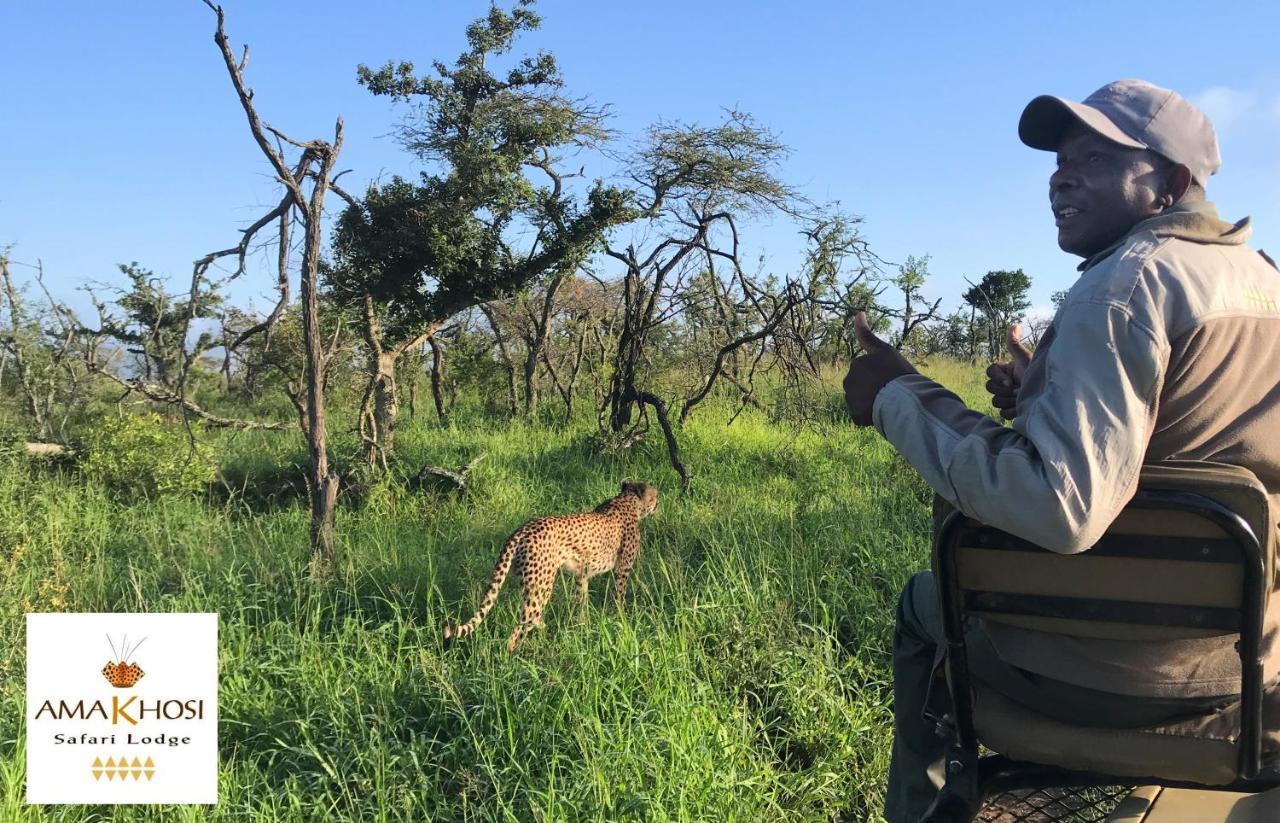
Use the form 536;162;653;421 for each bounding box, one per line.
612;522;641;610
576;574;590;624
507;564;553;653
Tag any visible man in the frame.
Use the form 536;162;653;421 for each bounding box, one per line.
843;79;1280;822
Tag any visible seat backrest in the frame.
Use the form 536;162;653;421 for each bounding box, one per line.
946;460;1273;641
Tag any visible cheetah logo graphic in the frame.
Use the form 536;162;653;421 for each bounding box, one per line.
100;634;146;688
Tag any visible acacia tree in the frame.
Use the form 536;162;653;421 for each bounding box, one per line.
962;268;1032;361
602;112;804;487
328;1;631;467
81;263;223;390
884;254;942;354
782;215;882;369
514;273;568;417
744;215;885;422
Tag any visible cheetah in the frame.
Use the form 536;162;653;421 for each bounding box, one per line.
443;481;659;652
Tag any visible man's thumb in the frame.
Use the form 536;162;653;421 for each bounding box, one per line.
1007;324;1032;367
854;311;885;352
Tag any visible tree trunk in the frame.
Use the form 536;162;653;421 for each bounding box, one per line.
520;273;565;417
300;205;338;567
428;334;449;425
372;350;400;455
357;292;402;469
968;305;978;362
522;347;539;416
480;303;519;417
561;322;589;417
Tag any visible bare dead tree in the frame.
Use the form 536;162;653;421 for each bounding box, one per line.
0;255;95;440
677;225;811;425
542;309;588;417
203;0;346;567
604;239;704;489
1;254;52;438
529;273;616;419
679;288;805;425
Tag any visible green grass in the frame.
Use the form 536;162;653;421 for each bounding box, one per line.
0;362;995;821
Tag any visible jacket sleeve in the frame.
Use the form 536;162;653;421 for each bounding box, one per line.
871;297;1166;553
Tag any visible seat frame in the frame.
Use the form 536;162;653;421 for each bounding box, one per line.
923;488;1280;822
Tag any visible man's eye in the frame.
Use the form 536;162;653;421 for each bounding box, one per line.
1087;153;1104;164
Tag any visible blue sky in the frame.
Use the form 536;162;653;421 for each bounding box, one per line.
3;1;1278;322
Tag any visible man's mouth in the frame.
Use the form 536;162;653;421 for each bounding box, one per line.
1054;205;1082;227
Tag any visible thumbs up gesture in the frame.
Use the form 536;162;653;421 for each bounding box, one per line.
843;312;919;427
984;324;1033;421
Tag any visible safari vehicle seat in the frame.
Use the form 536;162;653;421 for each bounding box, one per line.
922;461;1280;822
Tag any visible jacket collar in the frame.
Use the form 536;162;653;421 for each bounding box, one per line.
1078;200;1252;272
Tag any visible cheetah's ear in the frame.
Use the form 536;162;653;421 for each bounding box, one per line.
621;480;638;495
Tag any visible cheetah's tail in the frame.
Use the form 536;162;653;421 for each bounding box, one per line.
442;535;520;646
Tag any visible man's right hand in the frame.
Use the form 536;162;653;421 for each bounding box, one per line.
985;324;1032;420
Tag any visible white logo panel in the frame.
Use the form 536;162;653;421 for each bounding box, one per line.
26;613;218;804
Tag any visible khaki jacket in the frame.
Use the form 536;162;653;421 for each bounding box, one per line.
874;201;1280;697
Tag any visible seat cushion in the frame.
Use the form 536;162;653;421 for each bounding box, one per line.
974;682;1280;784
1105;785;1280;823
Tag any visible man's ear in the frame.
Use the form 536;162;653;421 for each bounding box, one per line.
1162;163;1192;207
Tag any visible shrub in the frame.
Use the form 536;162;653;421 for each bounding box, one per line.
80;412;215;498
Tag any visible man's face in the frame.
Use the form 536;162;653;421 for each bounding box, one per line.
1050;124;1170;257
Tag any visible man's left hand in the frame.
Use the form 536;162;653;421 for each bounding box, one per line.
844;312;918;426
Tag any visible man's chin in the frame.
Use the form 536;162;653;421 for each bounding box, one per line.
1056;228;1092;258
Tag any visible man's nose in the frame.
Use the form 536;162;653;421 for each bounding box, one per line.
1050;165;1077;194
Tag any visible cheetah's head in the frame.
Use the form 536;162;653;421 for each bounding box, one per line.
621;481;659;517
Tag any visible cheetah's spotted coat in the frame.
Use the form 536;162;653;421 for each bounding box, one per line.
443;481;659;652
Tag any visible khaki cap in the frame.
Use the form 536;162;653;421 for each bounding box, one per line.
1019;79;1221;185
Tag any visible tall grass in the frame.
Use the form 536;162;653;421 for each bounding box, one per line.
0;362;995;821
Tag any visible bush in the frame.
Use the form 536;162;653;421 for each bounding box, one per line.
80;412;215;498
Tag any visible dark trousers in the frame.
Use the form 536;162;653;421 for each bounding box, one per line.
883;571;1233;823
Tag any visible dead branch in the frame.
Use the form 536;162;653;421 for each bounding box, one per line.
635;390;690;491
410;452;487;494
90;364;290;430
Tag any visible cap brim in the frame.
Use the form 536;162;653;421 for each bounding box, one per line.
1018;95;1148;151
